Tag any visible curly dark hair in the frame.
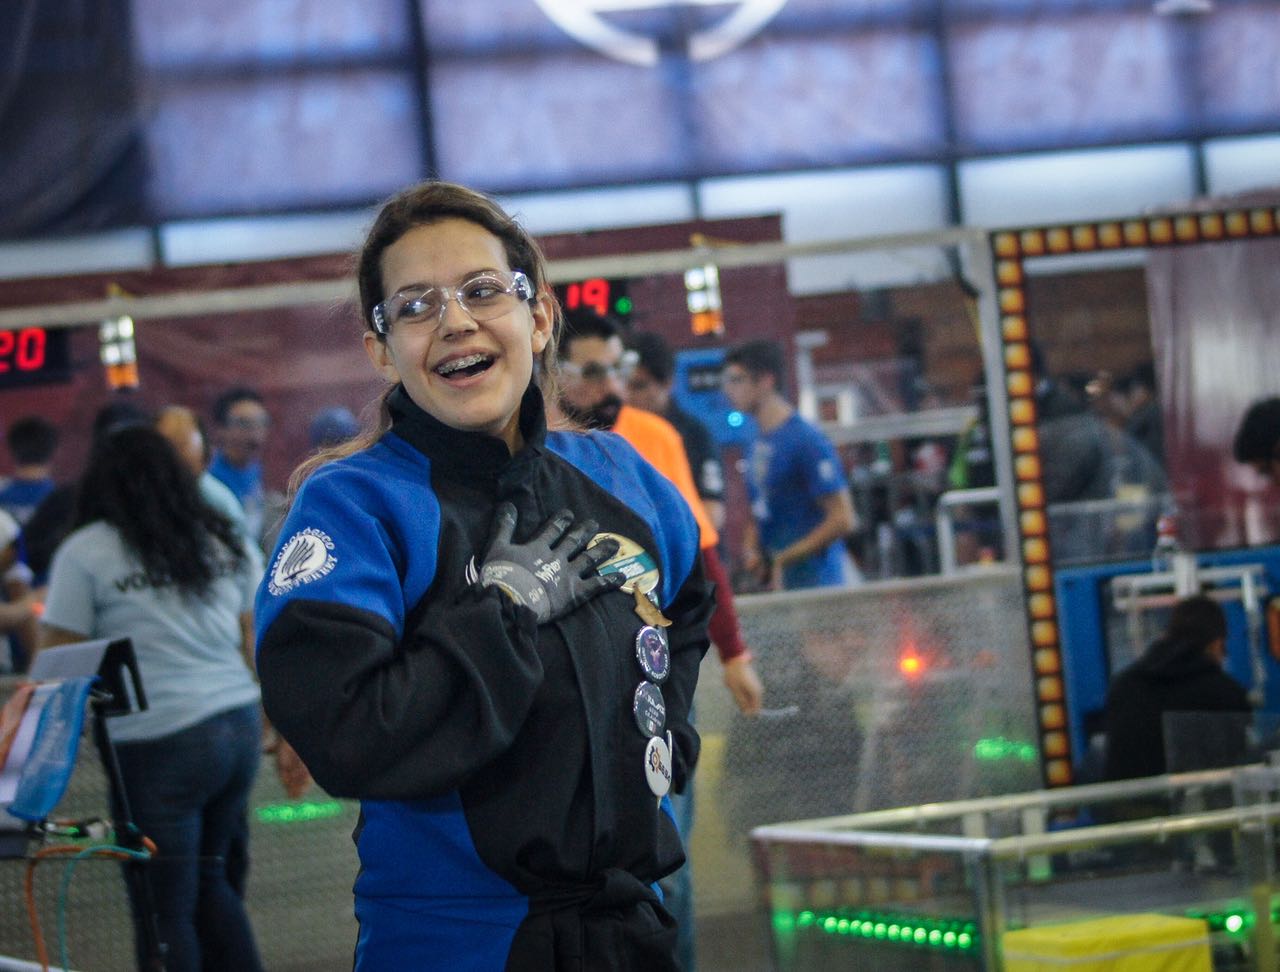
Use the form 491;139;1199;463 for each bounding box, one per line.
73;426;246;599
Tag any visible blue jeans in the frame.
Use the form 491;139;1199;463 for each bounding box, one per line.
661;698;698;971
661;785;696;971
111;703;265;972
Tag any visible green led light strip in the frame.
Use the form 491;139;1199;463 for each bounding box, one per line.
775;903;1276;952
775;909;979;953
255;800;346;824
972;736;1038;763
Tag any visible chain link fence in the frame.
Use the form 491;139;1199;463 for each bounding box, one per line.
688;566;1041;931
0;567;1039;968
0;714;359;971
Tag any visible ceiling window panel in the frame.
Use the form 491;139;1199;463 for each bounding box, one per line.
949;11;1185;150
496;184;695;235
132;0;409;69
1203;135;1280;197
430;54;688;190
145;72;420;218
1199;3;1280;130
159;210;374;266
700;165;949;237
699;165;953;291
0;230;155;280
691;31;946;171
16;0;1280;229
959;144;1197;226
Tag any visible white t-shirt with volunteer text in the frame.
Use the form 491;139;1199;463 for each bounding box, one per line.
43;522;262;742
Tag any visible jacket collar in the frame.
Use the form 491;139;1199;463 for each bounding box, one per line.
387;383;547;483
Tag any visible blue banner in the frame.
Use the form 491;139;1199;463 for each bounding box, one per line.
7;677;97;823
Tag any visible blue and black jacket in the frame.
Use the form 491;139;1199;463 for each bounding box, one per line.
255;385;712;971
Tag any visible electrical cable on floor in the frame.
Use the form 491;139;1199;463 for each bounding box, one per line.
58;843;153;972
24;833;156;972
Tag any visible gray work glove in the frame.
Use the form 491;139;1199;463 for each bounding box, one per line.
478;503;622;624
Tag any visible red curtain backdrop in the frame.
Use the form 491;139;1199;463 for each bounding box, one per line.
1149;232;1280;548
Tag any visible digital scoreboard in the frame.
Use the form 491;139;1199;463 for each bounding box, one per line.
0;327;72;389
553;278;633;322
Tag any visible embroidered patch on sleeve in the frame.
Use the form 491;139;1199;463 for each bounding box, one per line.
268;527;337;596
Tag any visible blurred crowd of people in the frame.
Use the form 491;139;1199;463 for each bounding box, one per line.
0;340;1183;689
0;389;353;971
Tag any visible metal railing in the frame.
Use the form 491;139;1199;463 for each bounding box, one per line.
751;766;1280;972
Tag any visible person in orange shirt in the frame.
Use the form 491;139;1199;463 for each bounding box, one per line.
555;308;762;972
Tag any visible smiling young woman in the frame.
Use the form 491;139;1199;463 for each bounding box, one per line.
255;181;715;971
363;218;553;450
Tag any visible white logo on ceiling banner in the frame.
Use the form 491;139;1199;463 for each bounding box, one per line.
532;0;788;66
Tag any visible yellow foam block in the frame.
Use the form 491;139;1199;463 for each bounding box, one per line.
1003;914;1211;972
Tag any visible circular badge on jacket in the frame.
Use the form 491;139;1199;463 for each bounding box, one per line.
644;735;672;798
635;625;671;683
588;532;659;596
632;681;666;737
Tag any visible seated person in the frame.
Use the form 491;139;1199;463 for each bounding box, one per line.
1104;595;1251;785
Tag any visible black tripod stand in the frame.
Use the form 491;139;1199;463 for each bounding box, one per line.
16;637;167;970
89;640;166;971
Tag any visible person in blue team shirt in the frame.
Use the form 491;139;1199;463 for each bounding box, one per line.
722;340;857;590
0;416;58;527
208;386;274;545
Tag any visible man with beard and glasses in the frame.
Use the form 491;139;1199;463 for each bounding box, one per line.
556;308;762;972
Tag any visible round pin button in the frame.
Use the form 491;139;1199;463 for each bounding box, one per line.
634;625;671;683
632;681;666;738
644;734;673;798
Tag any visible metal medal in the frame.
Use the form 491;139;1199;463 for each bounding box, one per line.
634;625;671;683
632;681;666;738
644;734;673;798
633;587;671;627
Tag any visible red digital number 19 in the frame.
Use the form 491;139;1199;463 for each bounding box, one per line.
562;279;611;317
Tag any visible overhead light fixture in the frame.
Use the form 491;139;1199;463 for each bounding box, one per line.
101;283;139;390
685;263;724;337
